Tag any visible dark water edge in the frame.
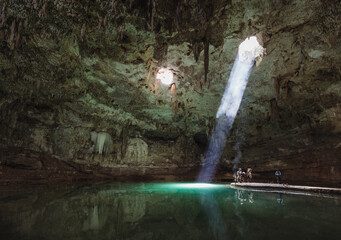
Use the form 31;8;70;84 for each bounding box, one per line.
0;182;340;240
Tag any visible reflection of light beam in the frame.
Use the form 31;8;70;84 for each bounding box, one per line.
197;37;263;183
200;192;229;240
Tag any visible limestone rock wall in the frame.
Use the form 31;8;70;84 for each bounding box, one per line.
0;0;340;186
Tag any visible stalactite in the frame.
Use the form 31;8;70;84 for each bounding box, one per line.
116;24;124;41
192;41;202;62
38;0;47;18
109;0;117;14
173;1;183;31
81;23;86;41
285;81;296;97
91;132;112;155
162;42;168;57
172;100;179;115
15;21;22;48
97;133;112;155
9;19;15;49
274;77;280;100
192;0;206;27
0;28;4;41
121;121;131;159
147;58;157;86
1;1;7;27
97;14;102;30
147;0;151;20
103;15;108;27
170;83;176;103
274;71;295;100
33;0;38;10
146;58;158;92
270;98;279;122
151;0;156;31
203;32;209;85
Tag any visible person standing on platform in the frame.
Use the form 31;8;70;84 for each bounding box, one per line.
247;168;252;182
237;168;243;183
275;170;282;184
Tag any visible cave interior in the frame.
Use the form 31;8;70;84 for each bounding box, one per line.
0;0;340;187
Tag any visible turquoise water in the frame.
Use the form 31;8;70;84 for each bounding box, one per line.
0;182;340;240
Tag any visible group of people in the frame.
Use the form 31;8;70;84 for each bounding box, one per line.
235;168;252;183
235;168;283;184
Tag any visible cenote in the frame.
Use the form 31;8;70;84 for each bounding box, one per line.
1;1;341;240
0;182;340;240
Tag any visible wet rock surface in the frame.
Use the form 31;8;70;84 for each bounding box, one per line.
0;0;340;186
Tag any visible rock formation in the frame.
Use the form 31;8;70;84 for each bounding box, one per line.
0;0;340;186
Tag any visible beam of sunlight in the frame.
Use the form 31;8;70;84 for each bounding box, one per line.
197;36;264;183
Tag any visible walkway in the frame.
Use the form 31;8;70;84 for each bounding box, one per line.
230;182;341;194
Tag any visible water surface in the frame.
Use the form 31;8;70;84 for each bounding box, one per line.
0;182;340;240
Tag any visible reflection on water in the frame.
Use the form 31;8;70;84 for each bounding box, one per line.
0;183;340;240
277;193;283;204
236;190;254;204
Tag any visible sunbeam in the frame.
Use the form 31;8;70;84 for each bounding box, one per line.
197;36;264;182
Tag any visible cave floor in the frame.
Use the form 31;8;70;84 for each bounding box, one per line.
231;182;341;194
